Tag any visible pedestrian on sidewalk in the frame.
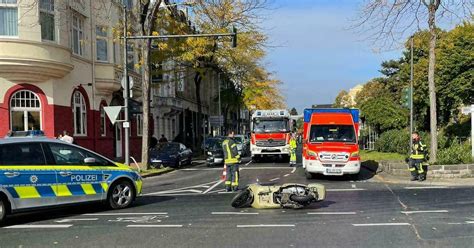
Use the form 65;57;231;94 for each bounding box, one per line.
408;132;429;181
289;133;297;166
223;131;241;192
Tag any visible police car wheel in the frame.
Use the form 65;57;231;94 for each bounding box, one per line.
108;181;135;209
0;198;6;223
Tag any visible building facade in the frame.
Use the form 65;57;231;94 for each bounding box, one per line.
0;0;145;160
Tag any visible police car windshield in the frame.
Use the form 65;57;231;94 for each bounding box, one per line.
253;119;289;133
309;125;356;143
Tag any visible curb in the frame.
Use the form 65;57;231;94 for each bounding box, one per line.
374;172;474;187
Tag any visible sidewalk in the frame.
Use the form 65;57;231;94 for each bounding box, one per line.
375;171;474;187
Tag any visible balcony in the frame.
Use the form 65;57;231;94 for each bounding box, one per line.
0;39;74;83
95;64;122;95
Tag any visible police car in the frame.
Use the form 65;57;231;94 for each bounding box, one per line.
0;136;143;223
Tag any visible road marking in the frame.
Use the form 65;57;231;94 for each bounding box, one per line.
401;210;448;214
84;213;168;216
352;223;411;227
143;180;221;196
404;186;449;189
55;218;98;223
326;188;366;192
283;174;290;177
269;178;280;182
203;180;224;194
244;161;253;166
127;225;183;228
207;189;226;194
351;184;356;188
212;212;259;215
307;212;357;215
448;221;474;225
4;224;73;229
181;168;221;171
291;167;296;173
237;224;295;228
217;191;236;194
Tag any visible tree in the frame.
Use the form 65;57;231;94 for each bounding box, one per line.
353;0;473;162
333;90;352;108
360;97;408;133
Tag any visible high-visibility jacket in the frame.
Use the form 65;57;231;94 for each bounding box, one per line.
410;140;427;160
290;138;297;149
222;138;240;164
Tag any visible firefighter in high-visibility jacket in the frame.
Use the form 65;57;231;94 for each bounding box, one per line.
223;131;241;191
289;134;297;166
409;132;429;181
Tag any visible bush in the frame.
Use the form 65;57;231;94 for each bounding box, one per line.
437;140;473;165
375;129;410;154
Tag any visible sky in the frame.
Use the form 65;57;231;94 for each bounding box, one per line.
262;0;402;112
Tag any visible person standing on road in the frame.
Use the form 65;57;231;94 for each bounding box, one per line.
289;133;297;166
223;131;241;192
408;132;429;181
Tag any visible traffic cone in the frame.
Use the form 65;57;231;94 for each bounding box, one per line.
221;164;227;181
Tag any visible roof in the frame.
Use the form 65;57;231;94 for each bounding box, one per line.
0;137;67;145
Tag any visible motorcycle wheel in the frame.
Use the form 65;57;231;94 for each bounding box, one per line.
289;194;315;204
231;189;253;208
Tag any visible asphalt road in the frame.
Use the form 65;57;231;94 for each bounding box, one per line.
1;156;474;248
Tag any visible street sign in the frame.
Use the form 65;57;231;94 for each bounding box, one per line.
461;105;473;115
104;106;123;125
209;116;224;126
121;76;134;89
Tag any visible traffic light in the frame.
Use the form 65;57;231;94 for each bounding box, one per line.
232;26;237;48
401;87;411;108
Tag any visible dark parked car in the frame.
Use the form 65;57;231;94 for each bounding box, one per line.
206;137;225;167
149;142;193;168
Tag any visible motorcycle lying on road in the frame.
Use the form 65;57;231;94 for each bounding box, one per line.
231;183;326;209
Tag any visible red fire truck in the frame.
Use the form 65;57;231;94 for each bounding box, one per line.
302;108;360;178
250;110;291;162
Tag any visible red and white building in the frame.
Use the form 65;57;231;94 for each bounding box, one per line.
0;0;147;160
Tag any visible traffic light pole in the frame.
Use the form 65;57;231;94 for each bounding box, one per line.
123;5;130;166
409;37;414;150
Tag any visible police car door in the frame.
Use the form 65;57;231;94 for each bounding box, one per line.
0;142;58;209
45;143;105;205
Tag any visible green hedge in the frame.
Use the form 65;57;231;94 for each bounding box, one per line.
374;129;472;164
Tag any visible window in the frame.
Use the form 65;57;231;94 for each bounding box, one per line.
40;0;55;41
48;143;113;166
136;114;143;136
0;143;46;165
10;90;42;131
100;105;106;136
0;0;18;36
96;26;108;61
71;12;84;55
73;91;87;136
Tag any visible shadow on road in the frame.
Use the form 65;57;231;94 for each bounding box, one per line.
1;196;176;227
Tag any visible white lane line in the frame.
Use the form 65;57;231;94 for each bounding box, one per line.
307;212;357;215
401;210;448;214
242;167;294;170
269;178;280;182
326;188;366;192
55;218;98;223
291;167;296;173
84;213;168;216
4;224;73;229
404;186;449;189
283;174;290;177
212;212;259;215
244;160;253;166
181;168;221;171
127;225;183;228
237;224;295;228
203;180;224;194
352;223;411;227
208;189;226;194
217;191;235;194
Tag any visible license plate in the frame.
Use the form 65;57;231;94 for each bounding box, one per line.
151;159;162;163
326;168;342;175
